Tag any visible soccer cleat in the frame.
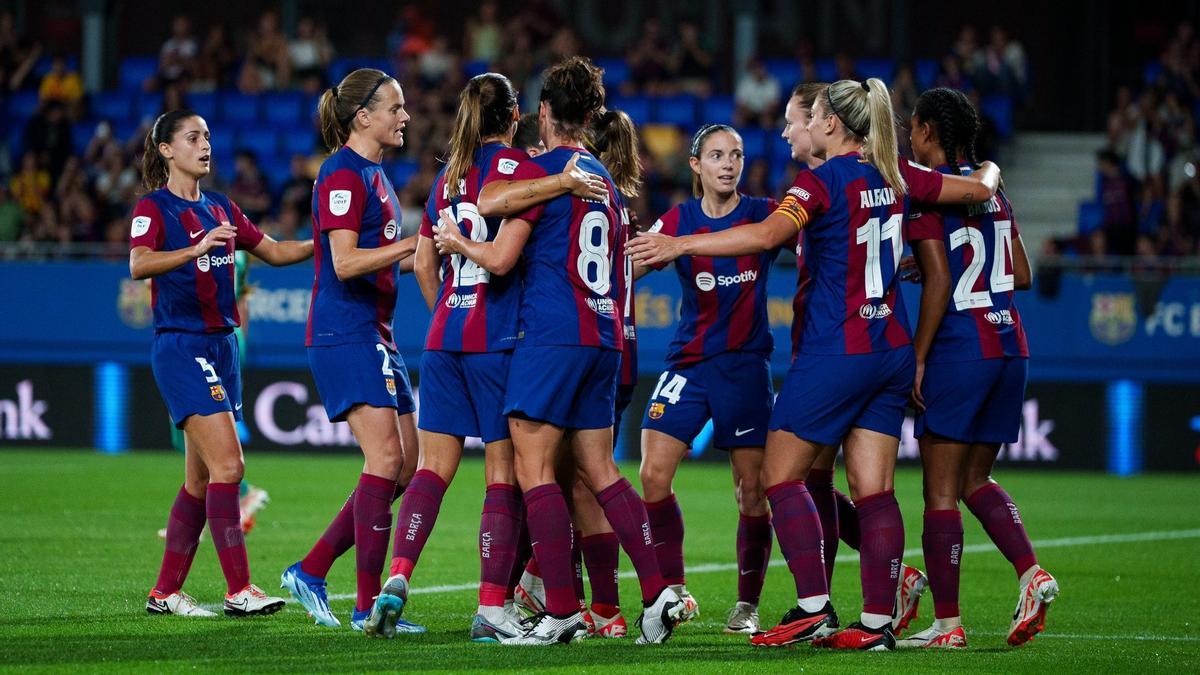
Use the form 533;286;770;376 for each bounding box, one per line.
897;624;968;649
634;586;685;645
350;608;428;634
590;608;628;638
364;574;409;638
813;621;896;651
892;564;928;635
724;601;760;635
146;590;216;617
580;603;596;637
750;602;839;647
500;611;587;645
1008;567;1058;646
223;584;286;617
514;571;546;616
672;586;700;624
470;611;523;642
239;485;269;534
280;562;340;627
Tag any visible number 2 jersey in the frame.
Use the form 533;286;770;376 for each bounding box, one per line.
420;142;524;352
129;189;265;333
306;146;403;349
775;152;945;355
649;195;779;367
492;146;624;350
906;164;1028;363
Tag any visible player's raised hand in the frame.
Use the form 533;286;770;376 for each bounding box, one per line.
627;231;684;267
561;152;608;201
193;224;236;257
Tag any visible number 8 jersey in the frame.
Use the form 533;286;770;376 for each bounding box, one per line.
498;146;624;350
776;152;944;355
906;164;1028;362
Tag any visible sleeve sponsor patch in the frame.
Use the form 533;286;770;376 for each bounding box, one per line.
648;219;665;233
329;189;352;216
497;158;519;175
906;159;932;172
131;216;151;237
787;186;812;202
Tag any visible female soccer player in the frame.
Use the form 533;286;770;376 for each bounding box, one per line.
434;56;684;646
278;68;423;635
897;87;1055;649
629;78;1001;651
134;109;312;617
636;123;778;635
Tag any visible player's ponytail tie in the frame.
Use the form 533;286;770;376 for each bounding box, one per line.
861;80;870;92
331;85;339;99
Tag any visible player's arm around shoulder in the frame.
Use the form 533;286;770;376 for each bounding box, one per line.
477;151;606;217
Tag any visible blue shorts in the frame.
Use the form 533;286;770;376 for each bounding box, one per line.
771;347;915;446
151;330;243;429
641;352;773;450
307;342;416;423
916;357;1028;444
504;345;618;430
418;350;512;443
613;383;636;434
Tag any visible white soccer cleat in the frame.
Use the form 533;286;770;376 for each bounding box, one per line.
146;590;216;617
897;623;968;649
635;586;684;645
514;570;546;616
1008;567;1058;646
223;584;286;616
724;601;760;635
892;564;928;635
500;611;587;645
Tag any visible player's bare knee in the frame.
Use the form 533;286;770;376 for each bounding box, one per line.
209;457;244;484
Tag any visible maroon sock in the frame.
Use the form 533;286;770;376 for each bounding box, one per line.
582;532;620;608
508;513;531;600
736;513;772;605
388;469;448;579
153;486;206;595
523;484;577;615
300;489;356;579
644;494;685;586
766;481;828;600
354;473;396;612
965;482;1038;577
571;528;586;604
207;482;250;595
857;490;905;616
835;488;861;550
923;509;964;619
479;483;522;608
598;478;666;603
805;469;841;588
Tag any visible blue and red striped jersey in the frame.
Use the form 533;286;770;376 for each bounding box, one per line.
306;146;402;348
906;164;1028;362
503;146;624;350
616;206;638;385
790;228;811;360
774;153;944;355
419;143;524;352
129;189;265;333
649;195;779;367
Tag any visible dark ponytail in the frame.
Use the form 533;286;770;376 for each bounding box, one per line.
540;56;606;142
445;73;518;197
318;68;395;152
589;108;641;198
140;109;200;192
912;87;980;175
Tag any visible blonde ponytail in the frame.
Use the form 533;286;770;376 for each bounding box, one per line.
445;85;484;198
825;78;907;195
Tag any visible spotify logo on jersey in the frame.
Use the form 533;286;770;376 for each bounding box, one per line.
384;219;397;239
196;254;210;272
694;272;716;291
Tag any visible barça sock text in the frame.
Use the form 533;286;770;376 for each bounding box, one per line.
965;482;1038;577
478;484;522;608
582;532;621;608
598;478;667;603
644;494;686;586
857;490;905;616
805;468;841;588
923;509;964;619
389;469;448;580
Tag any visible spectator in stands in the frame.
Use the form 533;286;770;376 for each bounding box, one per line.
193;23;236;92
741;158;771;198
1125;91;1165;184
418;36;456;87
21;101;73;186
834;52;860;81
989;26;1027;90
1097;149;1135;254
734;60;781;129
670;20;713;96
1106;86;1136;158
28;203;67;245
289;17;333;91
93;143;138;219
936;55;969;91
278;154;313;219
238;11;289;93
891;63;919;117
464;1;502;64
38;53;82;116
152;15;197;90
1167;154;1200;254
56;158;100;242
0;11;40;92
0;181;24;242
972;26;1022;98
229;150;271;222
626;17;670;95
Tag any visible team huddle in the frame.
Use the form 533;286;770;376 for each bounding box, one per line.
131;54;1058;651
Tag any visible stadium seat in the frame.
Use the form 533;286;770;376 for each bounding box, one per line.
981;95;1015;140
91;92;134;122
763;58;801;90
31;55;79;78
1077;201;1104;235
7;90;40;121
771;132;793;164
329;57;392;84
280;127;317;157
915;58;939;90
221;93;260;124
260;154;293;193
6;126;23;161
463;59;491;79
700;95;735;125
209;131;235;157
119;56;158;92
262;92;303;125
607;95;651;126
652;94;698;127
71;121;94;155
385;158;419;188
814;57;837;82
739;127;769;160
135;94;163;122
856;58;894;82
114;120;142;144
211;149;236;178
237;127;279;158
596;57;631;89
1143;60;1163;85
187;91;219;120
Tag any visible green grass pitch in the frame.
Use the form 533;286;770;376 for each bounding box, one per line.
1;449;1197;672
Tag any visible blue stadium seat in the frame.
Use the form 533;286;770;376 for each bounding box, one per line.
915;58;939;90
596;58;631;89
981;95;1014;140
119;56;159;92
384;158;419;189
814;58;837;82
463;59;491;79
91;92;134;122
221;92;260;124
771;132;793;164
6;127;23;162
260;154;293;193
262;92;303;125
136;94;163;122
186;91;218;120
329;57;392;84
71;121;95;155
739;127;768;160
607;95;651;126
763;58;801;90
1077;201;1103;235
652;94;698;127
237;126;279;158
1143;60;1163;85
8;90;40;121
856;58;894;82
211;149;236;178
700;95;735;125
209;131;235;157
280;127;316;156
114;120;141;144
32;55;79;78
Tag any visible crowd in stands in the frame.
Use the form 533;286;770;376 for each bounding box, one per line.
1061;23;1200;260
1;7;1024;254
